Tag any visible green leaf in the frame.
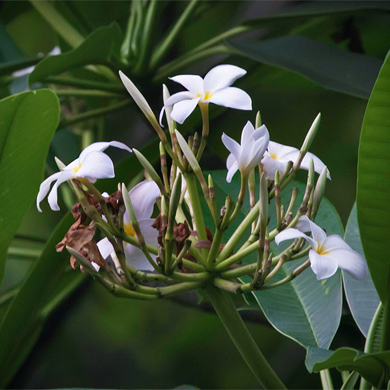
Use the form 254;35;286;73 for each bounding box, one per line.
343;203;380;336
305;346;390;387
29;22;122;85
0;213;85;388
340;371;360;390
201;171;343;348
0;89;60;285
242;1;390;29
357;49;390;303
229;36;382;99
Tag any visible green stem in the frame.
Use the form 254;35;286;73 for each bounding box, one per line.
320;370;334;390
207;228;224;269
59;100;131;128
45;76;124;92
205;285;286;389
150;0;199;69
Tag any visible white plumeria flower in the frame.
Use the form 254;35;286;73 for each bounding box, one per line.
36;141;132;212
275;216;368;281
160;64;252;125
222;121;269;183
262;140;330;181
98;180;160;271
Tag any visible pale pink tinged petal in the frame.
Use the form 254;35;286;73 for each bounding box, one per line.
253;124;269;141
261;155;287;180
226;162;239;183
124;244;156;272
129;180;160;220
240;121;255;147
169;75;204;94
301;152;331;179
295;215;313;233
329;248;368;280
79;141;131;162
221;133;241;162
226;153;236;170
275;228;314;247
47;170;74;211
36;171;62;212
203;64;247;92
309;250;339;280
97;238;114;259
170;98;199;124
76;151;115;179
206;87;252;110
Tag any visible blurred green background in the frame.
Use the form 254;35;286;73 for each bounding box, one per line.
1;1;389;388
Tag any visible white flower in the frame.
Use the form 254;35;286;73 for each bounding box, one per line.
36;141;132;212
98;180;160;271
275;216;368;281
262;140;330;181
222;121;269;183
160;64;252;125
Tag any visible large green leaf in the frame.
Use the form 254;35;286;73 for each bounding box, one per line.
305;346;390;387
0;89;60;285
201;171;343;348
343;203;380;336
0;213;84;388
29;22;122;85
357;50;390;303
229;36;382;99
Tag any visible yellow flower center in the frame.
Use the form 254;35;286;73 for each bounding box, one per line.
73;163;82;173
317;244;329;256
269;153;278;160
198;91;213;102
124;222;136;237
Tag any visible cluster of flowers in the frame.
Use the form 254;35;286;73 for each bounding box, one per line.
37;64;367;284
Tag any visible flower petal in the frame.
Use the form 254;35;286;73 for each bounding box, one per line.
246;130;269;170
296;216;327;246
226;153;236;170
79;140;131;162
309;250;339;280
169;75;203;94
240;121;255;147
97;237;115;259
36;171;62;212
170;97;200;124
268;141;297;160
76;151;115;180
221;133;241;162
226;161;239;183
129;180;160;220
203;64;246;93
47;170;74;211
275;227;316;249
206;87;252;110
301;152;331;179
261;155;288;181
253;124;269;141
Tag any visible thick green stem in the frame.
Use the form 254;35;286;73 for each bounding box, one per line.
205;285;286;389
320;370;334;390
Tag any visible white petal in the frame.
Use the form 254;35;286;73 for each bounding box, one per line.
129;180;160;220
296;216;327;246
76;151;115;179
79;140;131;162
164;91;196;107
36;171;62;212
261;155;288;181
169;74;204;94
309;250;339;280
301;152;331;179
170;98;200;124
226;153;236;170
275;228;316;249
226;161;239;183
47;170;74;211
97;238;115;259
268;141;297;160
253;125;269;141
240;121;255;147
221;133;241;162
246;129;269;170
206;87;252;110
203;64;246;93
139;219;158;246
